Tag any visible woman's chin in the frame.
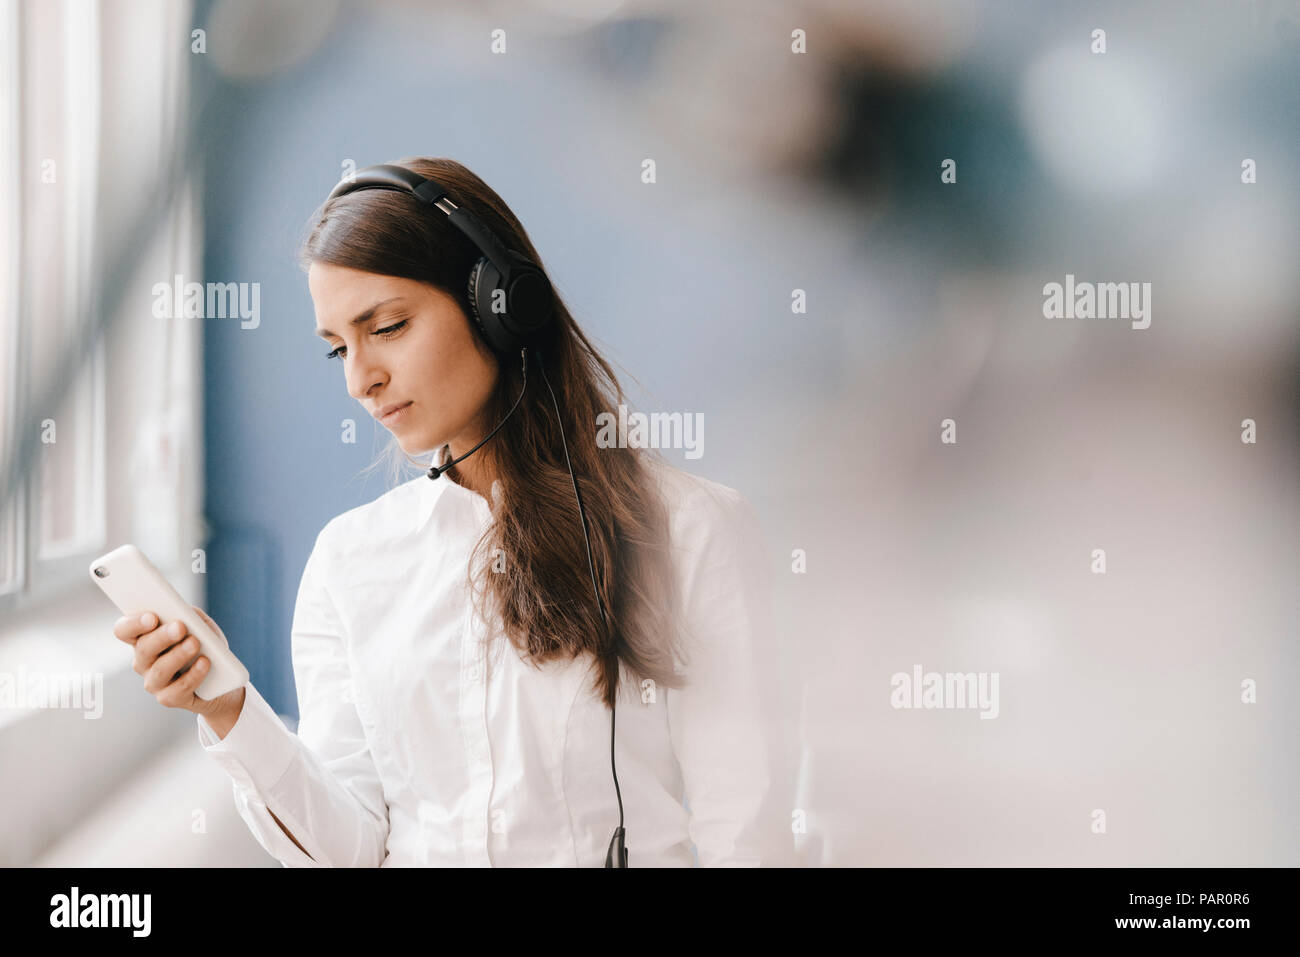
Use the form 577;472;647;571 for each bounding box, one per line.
396;436;424;456
396;429;439;457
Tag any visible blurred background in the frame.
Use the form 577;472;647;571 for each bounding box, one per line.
0;0;1296;867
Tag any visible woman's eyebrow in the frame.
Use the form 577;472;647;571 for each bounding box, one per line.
314;297;403;339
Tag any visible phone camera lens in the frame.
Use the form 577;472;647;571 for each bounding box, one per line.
93;566;108;578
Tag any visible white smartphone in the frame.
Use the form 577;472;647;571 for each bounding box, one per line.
89;544;249;700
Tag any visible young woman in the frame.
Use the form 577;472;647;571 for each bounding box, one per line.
112;157;783;867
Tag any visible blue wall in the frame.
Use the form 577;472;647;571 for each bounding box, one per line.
197;4;804;716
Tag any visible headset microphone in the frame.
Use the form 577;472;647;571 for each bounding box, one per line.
325;164;629;867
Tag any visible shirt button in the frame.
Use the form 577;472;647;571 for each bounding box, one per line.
467;664;481;681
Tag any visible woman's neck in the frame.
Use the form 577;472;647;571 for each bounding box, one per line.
442;438;496;505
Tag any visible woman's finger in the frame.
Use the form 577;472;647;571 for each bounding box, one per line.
133;619;188;674
157;655;210;709
143;634;200;695
113;612;157;644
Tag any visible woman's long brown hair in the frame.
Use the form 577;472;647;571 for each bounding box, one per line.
299;157;685;708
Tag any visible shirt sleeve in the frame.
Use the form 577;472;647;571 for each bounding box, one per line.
195;525;391;867
665;483;793;867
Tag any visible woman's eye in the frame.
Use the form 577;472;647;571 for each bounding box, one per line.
323;319;408;361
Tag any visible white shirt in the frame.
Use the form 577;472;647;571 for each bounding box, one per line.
197;454;788;867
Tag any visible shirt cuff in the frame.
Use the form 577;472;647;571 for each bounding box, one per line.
195;683;297;795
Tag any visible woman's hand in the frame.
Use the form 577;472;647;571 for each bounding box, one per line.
112;606;245;723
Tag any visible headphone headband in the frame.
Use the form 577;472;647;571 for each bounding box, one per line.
324;164;554;354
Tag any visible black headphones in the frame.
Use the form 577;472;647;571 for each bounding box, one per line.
325;164;555;355
322;164;628;868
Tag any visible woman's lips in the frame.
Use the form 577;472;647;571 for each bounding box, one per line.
380;401;413;425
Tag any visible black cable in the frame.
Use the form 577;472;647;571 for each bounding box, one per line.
532;347;626;848
425;343;626;864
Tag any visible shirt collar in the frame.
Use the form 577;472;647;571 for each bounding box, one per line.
414;445;500;535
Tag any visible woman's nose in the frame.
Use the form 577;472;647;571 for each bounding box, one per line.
346;354;385;401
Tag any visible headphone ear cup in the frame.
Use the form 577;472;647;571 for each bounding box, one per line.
467;253;554;354
467;256;517;354
503;250;555;338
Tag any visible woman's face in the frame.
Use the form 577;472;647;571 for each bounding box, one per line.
308;262;499;457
